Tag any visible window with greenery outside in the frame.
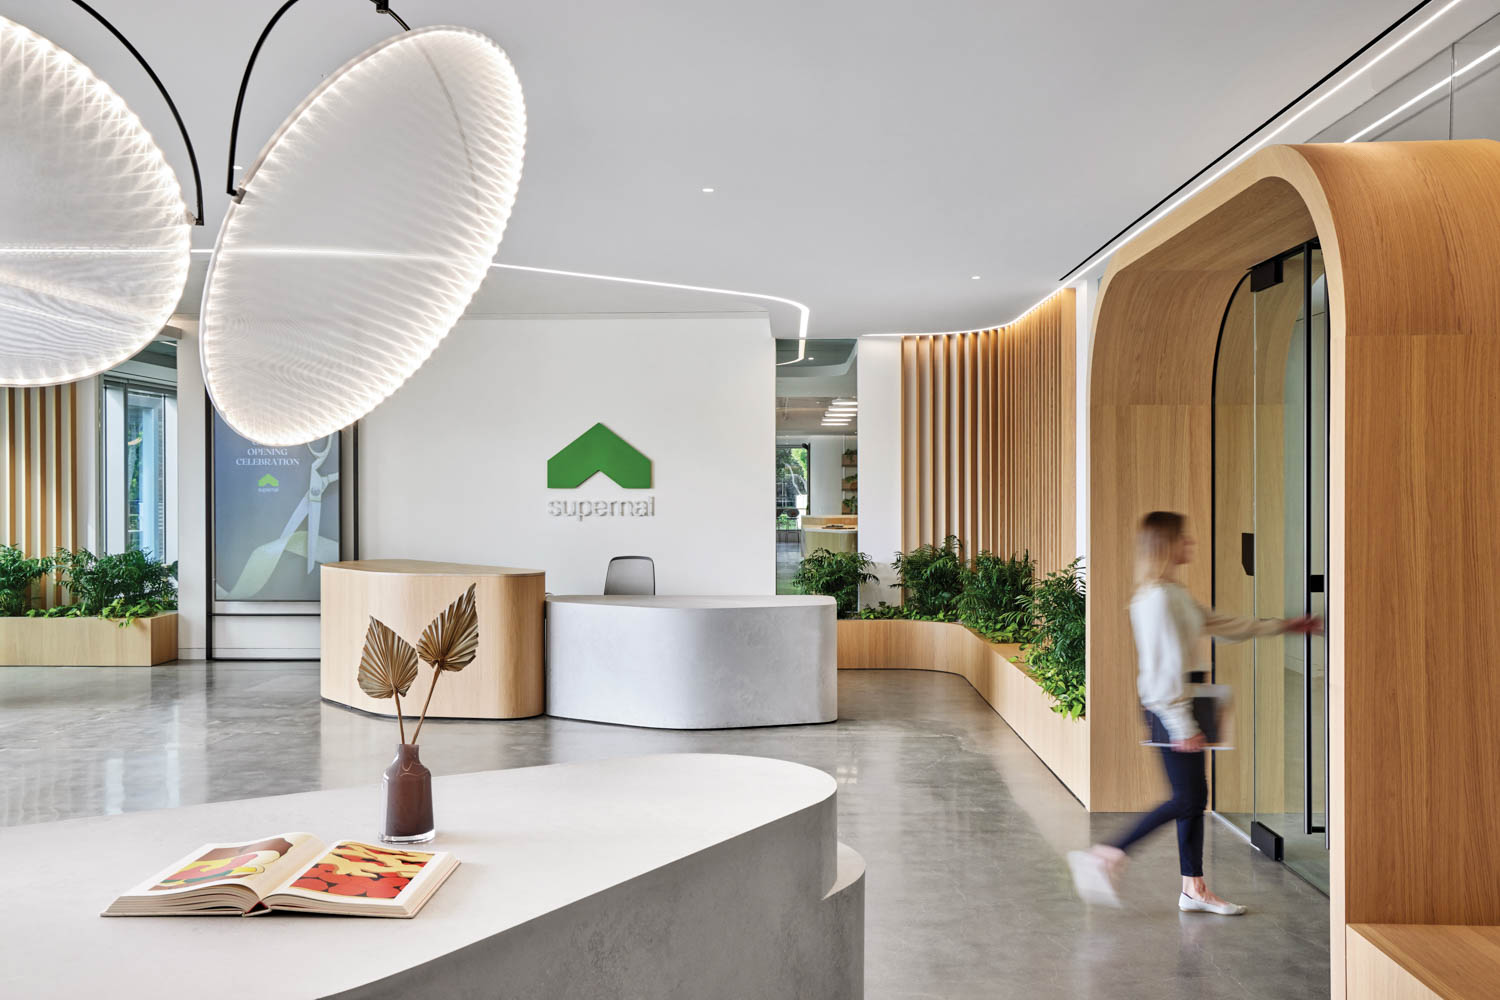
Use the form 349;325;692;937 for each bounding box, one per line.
791;548;875;618
775;445;809;524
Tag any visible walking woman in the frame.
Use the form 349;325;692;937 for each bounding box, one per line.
1069;511;1320;914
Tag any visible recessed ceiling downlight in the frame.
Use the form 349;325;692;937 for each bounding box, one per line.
200;26;526;445
0;16;190;386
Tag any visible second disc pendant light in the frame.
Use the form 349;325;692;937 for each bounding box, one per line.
200;25;527;446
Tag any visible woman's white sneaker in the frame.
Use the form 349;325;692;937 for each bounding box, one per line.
1178;892;1246;915
1068;850;1122;907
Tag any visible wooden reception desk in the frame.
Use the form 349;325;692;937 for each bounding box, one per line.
320;560;545;719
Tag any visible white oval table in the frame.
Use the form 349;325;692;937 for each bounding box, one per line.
546;595;838;729
0;754;864;999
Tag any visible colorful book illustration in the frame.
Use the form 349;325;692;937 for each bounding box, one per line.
102;833;458;918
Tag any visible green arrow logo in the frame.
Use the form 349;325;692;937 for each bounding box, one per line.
547;423;651;489
257;473;279;488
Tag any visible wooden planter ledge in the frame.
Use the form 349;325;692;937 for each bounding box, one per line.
836;618;1088;806
0;613;179;667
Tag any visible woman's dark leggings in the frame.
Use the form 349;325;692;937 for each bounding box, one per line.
1110;747;1208;877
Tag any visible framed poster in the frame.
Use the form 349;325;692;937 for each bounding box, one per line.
210;409;341;605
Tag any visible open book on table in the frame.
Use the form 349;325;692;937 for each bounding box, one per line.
102;833;458;918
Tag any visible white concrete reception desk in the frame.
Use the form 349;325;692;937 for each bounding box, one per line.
547;595;837;729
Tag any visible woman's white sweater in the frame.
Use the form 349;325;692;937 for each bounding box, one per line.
1128;581;1284;742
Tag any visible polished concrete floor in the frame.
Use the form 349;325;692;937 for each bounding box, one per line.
776;536;801;593
0;663;1329;999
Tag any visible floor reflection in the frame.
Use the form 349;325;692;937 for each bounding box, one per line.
0;663;1329;999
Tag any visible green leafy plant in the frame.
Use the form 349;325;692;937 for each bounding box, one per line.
959;550;1036;643
891;535;965;617
855;602;960;624
776;512;799;530
1022;558;1086;718
841;496;857;514
32;548;179;626
0;545;50;618
792;548;876;618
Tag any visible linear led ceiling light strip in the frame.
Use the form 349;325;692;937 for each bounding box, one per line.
882;0;1469;341
1040;0;1467;301
1344;36;1500;141
0;3;202;386
823;398;856;425
200;2;526;445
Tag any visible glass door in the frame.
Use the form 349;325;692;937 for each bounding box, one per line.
1212;243;1330;892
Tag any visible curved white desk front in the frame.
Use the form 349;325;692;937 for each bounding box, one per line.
546;595;837;729
1;755;864;998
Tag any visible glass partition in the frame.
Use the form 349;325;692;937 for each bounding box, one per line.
1212;243;1329;892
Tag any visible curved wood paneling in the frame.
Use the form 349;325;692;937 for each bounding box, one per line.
900;289;1076;572
1089;141;1500;998
320;560;546;719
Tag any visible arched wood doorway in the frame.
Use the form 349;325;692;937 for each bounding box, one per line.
1087;141;1500;997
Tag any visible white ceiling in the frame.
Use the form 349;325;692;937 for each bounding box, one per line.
5;0;1464;337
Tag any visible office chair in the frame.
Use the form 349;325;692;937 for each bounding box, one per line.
604;555;656;595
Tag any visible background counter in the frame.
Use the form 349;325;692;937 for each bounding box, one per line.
546;595;836;729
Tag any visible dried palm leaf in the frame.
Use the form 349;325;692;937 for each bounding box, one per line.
417;584;479;672
358;617;420;699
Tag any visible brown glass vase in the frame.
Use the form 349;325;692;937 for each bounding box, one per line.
381;744;434;843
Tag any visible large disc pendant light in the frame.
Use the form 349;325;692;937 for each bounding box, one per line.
200;26;527;445
0;16;192;386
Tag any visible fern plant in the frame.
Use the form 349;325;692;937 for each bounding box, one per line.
891;535;965;617
0;545;50;617
792;549;876;618
33;548;179;626
1022;558;1086;718
959;550;1036;642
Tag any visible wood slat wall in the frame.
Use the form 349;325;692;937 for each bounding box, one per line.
0;385;79;608
900;288;1076;573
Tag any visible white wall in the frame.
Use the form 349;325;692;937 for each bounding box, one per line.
796;435;853;517
175;318;207;659
856;337;902;606
361;315;774;595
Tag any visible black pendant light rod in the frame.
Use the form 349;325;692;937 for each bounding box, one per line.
226;0;411;200
67;0;205;225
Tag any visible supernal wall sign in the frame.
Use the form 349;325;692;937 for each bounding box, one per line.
546;423;655;521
